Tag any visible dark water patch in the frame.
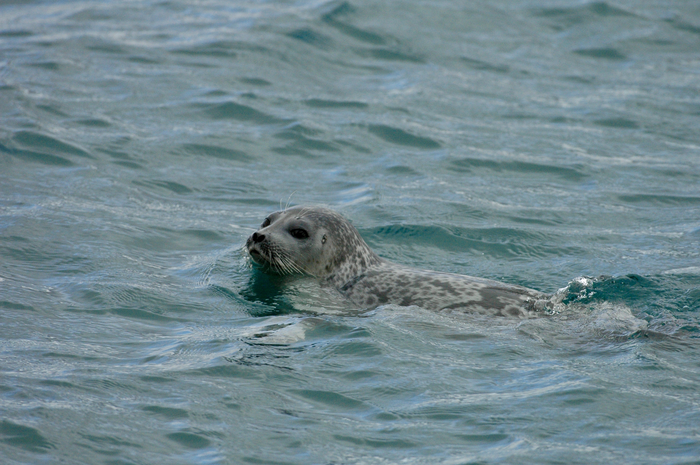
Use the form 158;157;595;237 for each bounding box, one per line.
586;1;634;17
113;160;143;169
143;405;189;420
0;300;35;311
304;98;368;109
443;332;488;341
239;77;272;86
341;369;379;381
574;48;627;61
0;141;74;166
0;420;54;453
84;39;126;55
385;164;419;176
359;48;425;63
321;1;356;21
198;101;287;125
368;124;440;149
615;193;700;207
448;157;585;181
635;38;676;47
179;143;252;163
549;116;579;124
187;364;262;379
13;130;95;159
461;57;510;73
326;20;385;45
286;28;333;48
35;104;67;116
333;434;416;449
133;179;193;195
166;431;211;450
139;375;174;384
101;148;134;160
177;61;217;69
179;229;223;241
29;61;61;71
292;389;366;410
564;75;595;84
203;89;229;98
594;117;639;129
76;118;111;128
271;145;320;159
0;30;33;38
80;433;142;451
170;40;241;58
276;124;322;137
321;2;386;45
452;432;511;444
336;139;371;154
128;55;161;65
271;125;338;157
273;133;338;153
554;386;607;406
42;351;88;361
665;18;700;35
40;379;76;389
532;2;634;29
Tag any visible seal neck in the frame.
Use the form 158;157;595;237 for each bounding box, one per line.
326;245;383;290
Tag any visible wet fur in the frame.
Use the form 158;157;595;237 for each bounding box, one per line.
246;206;554;317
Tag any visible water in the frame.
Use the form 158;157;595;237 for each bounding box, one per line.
1;0;700;463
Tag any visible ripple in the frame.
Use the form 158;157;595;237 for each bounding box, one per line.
0;420;54;453
178;143;253;163
166;431;211;450
286;28;333;48
197;101;288;125
448;157;586;181
303;98;368;109
368;124;441;149
574;47;627;61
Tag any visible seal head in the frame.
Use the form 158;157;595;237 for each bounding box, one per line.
246;206;381;282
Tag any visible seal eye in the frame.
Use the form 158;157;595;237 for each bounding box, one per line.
289;228;309;240
261;218;271;228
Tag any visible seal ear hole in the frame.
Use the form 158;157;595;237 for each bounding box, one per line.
322;234;327;244
261;217;271;228
289;228;309;240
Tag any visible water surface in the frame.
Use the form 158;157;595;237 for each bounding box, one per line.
1;0;700;463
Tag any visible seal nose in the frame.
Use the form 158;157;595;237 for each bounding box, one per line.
252;232;265;243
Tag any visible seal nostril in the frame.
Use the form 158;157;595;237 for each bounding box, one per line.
252;232;266;243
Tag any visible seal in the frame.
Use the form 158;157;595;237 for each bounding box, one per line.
246;206;553;317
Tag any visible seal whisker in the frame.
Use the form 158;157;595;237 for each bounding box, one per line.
276;248;311;276
295;207;311;219
284;192;297;212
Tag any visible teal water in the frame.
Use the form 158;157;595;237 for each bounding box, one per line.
2;0;700;463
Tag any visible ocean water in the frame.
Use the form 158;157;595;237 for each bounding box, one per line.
1;0;700;463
